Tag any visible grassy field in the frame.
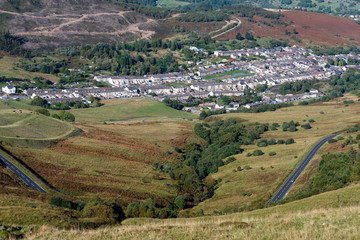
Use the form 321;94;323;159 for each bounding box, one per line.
69;98;197;123
190;94;360;214
203;70;250;80
157;0;190;8
26;182;360;239
0;56;59;83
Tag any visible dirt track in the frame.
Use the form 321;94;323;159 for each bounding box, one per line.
0;9;156;39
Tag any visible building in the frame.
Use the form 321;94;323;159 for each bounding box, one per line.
1;86;16;94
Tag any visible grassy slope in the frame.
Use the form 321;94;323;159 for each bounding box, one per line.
4;119;198;203
0;109;74;139
27;182;360;239
0;56;59;83
1;98;197;203
70;98;197;123
191;94;360;214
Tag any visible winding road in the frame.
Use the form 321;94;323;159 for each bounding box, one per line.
0;154;47;193
212;17;242;39
269;132;342;204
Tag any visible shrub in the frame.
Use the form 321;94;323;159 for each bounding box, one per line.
257;140;268;147
301;123;312;129
237;166;242;171
269;152;277;156
174;146;182;153
289;125;297;132
253;149;264;156
225;157;236;164
267;138;277;145
260;166;265;170
328;139;338;143
244;165;252;170
320;111;325;114
309;119;315;123
277;139;285;144
337;136;344;140
246;152;252;157
35;108;50;116
343;100;354;104
285;138;295;145
356;134;360;140
174;196;186;210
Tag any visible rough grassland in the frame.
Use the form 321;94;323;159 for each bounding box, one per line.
4;120;198;204
69;98;197;123
191;94;360;214
0;109;74;139
0;56;59;82
27;183;360;240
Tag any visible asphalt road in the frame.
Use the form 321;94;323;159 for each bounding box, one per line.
269;132;342;204
0;154;47;193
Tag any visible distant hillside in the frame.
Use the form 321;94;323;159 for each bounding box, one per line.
0;0;159;49
217;10;360;46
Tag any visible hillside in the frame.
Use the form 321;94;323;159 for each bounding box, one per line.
0;0;158;49
26;183;360;239
0;98;198;205
218;10;360;46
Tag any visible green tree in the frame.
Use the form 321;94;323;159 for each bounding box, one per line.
174;195;186;209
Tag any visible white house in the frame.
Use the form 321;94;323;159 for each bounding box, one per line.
2;86;16;94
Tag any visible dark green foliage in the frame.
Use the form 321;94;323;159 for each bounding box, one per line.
282;121;298;132
35;108;50;116
267;138;277;145
246;152;252;157
125;199;177;219
328;139;338;144
253;149;264;156
278;79;318;95
347;123;360;133
0;30;31;56
309;119;315;123
225;156;236;164
269;152;276;156
231;102;293;114
244;165;252;170
199;108;226;120
174;196;186;209
285;138;295;145
50;196;82;210
293;150;360;200
163;98;184;110
58;110;76;122
30;96;48;107
344;100;355;104
277;139;285;144
257;139;268;147
301;123;312;129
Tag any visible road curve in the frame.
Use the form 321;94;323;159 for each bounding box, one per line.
268;132;342;205
212;17;242;39
0;154;47;193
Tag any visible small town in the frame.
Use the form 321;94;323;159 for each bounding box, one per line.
1;45;359;112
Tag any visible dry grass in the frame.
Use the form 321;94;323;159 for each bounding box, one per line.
191;95;360;214
26;183;360;239
5;120;197;204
